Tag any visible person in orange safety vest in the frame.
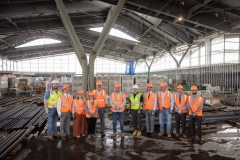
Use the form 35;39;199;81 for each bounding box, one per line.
85;91;98;140
143;83;157;138
109;82;126;138
57;84;74;141
188;85;204;144
92;80;108;136
174;85;188;138
72;89;86;138
157;82;174;138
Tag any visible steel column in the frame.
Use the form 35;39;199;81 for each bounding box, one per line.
55;0;88;96
89;0;125;90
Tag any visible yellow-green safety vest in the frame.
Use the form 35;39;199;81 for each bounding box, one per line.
130;92;142;110
47;90;62;108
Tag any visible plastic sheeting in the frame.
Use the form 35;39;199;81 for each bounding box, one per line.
125;60;135;75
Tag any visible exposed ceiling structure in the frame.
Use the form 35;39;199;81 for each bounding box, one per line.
0;0;239;62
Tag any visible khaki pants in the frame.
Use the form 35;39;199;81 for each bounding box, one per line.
73;113;86;136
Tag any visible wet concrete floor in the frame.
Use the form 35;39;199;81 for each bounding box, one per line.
7;118;240;160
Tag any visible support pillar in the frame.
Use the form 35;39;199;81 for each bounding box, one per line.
55;0;88;96
89;0;126;91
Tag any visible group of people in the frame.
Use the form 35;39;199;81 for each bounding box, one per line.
44;79;204;144
129;82;204;144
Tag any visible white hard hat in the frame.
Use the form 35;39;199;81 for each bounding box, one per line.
132;84;139;89
52;80;59;84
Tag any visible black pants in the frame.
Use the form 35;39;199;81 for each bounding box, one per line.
175;112;187;134
86;118;97;135
190;116;202;138
131;109;142;130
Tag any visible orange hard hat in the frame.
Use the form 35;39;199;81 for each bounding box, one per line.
96;80;102;86
191;85;198;91
177;85;183;89
77;89;83;94
114;83;121;88
147;83;153;87
160;82;167;87
88;91;95;96
62;84;70;90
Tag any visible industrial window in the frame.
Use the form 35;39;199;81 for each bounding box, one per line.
15;38;61;48
90;27;139;42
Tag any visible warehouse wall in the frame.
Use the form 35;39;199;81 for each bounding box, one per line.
12;53;126;74
135;34;240;73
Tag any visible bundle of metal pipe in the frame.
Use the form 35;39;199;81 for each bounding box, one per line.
0;126;36;159
0;96;27;106
0;96;46;130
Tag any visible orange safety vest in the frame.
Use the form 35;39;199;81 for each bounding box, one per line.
188;96;204;116
158;90;171;110
174;94;188;113
60;94;73;113
93;89;106;108
86;100;98;118
73;98;86;115
144;92;155;110
111;92;126;111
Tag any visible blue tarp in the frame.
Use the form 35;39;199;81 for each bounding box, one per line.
125;60;135;75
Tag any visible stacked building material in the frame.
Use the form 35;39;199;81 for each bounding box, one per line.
8;78;16;88
61;77;68;82
0;77;9;97
0;77;8;89
149;75;168;92
72;76;82;97
135;75;147;93
108;75;121;95
96;75;109;95
121;75;134;97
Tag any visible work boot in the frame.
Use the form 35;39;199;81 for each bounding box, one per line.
92;134;96;139
167;133;171;138
76;135;80;139
111;133;116;138
158;132;164;137
188;136;195;142
133;130;138;136
182;134;187;139
48;136;54;141
66;135;71;140
62;136;66;141
121;133;125;138
88;135;92;139
137;131;141;136
175;134;180;138
198;138;204;144
145;132;150;137
149;133;153;138
53;134;61;139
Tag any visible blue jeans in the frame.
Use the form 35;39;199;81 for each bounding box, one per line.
47;108;58;136
112;112;124;133
159;108;172;133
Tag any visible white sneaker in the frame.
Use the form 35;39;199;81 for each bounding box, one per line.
76;136;80;138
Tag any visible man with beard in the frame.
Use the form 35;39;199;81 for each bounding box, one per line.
188;86;204;144
44;80;62;141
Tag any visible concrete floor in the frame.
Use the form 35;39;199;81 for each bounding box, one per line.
7;117;240;160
